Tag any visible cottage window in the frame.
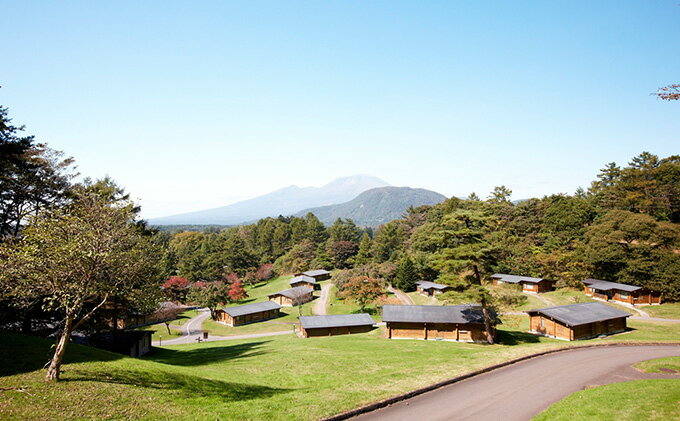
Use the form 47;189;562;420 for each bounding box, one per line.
459;330;468;334
619;292;629;299
541;319;546;328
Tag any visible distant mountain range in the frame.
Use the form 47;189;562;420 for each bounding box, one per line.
149;175;390;226
295;186;447;227
149;175;448;227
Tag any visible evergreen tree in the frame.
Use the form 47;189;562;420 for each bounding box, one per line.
354;232;373;265
393;256;418;291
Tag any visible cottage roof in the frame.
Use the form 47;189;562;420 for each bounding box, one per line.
223;301;281;317
290;275;317;285
299;313;375;329
416;281;450;290
268;286;313;299
302;269;330;277
491;273;545;284
382;304;493;324
526;302;630;327
581;279;642;292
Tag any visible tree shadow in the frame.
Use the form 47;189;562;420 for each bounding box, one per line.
146;341;270;366
0;331;124;377
496;329;542;345
64;367;292;402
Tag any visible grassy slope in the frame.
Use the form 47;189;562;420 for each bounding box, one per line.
3;318;680;420
542;288;595;306
645;303;680;319
533;379;680;421
635;356;680;373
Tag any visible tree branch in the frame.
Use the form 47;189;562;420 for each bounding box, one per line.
72;293;109;330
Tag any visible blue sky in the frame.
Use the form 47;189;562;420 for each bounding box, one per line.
2;1;678;218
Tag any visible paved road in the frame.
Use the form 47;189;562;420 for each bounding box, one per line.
387;287;414;305
352;345;680;421
314;283;332;315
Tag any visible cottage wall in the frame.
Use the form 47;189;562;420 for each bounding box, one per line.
386;322;492;342
301;324;373;338
215;309;279;327
530;314;627;340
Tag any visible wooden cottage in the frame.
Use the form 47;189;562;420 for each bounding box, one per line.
89;331;153;357
299;314;375;338
490;274;554;293
297;269;331;282
415;280;452;296
582;279;662;305
527;302;630;341
289;275;318;290
382;304;497;343
268;286;314;307
215;301;281;327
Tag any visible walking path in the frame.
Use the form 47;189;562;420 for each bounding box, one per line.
532;292;554;306
387;287;414;305
314;283;332;315
153;309;293;346
351;344;680;421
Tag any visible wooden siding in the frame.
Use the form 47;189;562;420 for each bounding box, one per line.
301;324;373;338
584;285;662;305
290;281;315;290
386;321;494;343
529;315;627;341
269;292;313;307
214;308;280;327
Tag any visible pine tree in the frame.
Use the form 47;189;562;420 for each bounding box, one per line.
354;233;373;265
394;256;418;291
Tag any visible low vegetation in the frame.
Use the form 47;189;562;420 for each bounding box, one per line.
644;303;680;320
635;356;680;374
533;379;680;421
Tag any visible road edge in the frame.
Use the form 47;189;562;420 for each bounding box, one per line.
322;341;680;421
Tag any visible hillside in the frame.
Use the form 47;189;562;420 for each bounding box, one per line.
149;175;389;225
296;186;447;227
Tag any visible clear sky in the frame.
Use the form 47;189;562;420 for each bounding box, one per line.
2;1;678;218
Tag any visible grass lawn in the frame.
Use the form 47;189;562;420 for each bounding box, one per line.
326;284;385;320
2;314;680;421
635;356;680;374
644;303;680;319
407;291;443;306
532;379;680;421
513;293;548;311
541;288;594;306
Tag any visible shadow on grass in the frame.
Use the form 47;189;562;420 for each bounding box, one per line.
147;341;270;366
496;329;542;345
0;331;123;377
64;367;292;402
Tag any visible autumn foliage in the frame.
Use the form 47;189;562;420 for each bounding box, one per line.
337;276;386;311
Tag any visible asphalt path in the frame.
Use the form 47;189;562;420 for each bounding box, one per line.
352;345;680;421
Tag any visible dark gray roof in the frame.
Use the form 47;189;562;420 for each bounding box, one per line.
223;301;281;317
302;269;330;277
382;304;490;324
299;313;375;329
582;279;642;292
491;273;545;284
268;286;313;299
416;281;450;290
290;275;317;285
526;302;630;327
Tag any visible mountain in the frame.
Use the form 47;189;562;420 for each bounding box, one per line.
295;186;447;227
149;175;390;225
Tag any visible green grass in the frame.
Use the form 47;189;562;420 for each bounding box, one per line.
635;356;680;374
2;315;680;421
407;291;443;306
542;288;595;306
533;379;680;421
326;284;384;321
644;303;680;319
514;293;548;311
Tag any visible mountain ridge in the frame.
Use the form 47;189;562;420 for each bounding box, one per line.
295;186;447;227
149;175;390;225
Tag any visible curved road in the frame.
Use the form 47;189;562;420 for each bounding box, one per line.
352;345;680;421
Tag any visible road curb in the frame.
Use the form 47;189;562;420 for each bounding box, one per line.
322;342;680;421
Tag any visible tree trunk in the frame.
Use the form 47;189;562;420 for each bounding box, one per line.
164;321;172;335
481;305;494;344
472;264;482;285
45;313;74;382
